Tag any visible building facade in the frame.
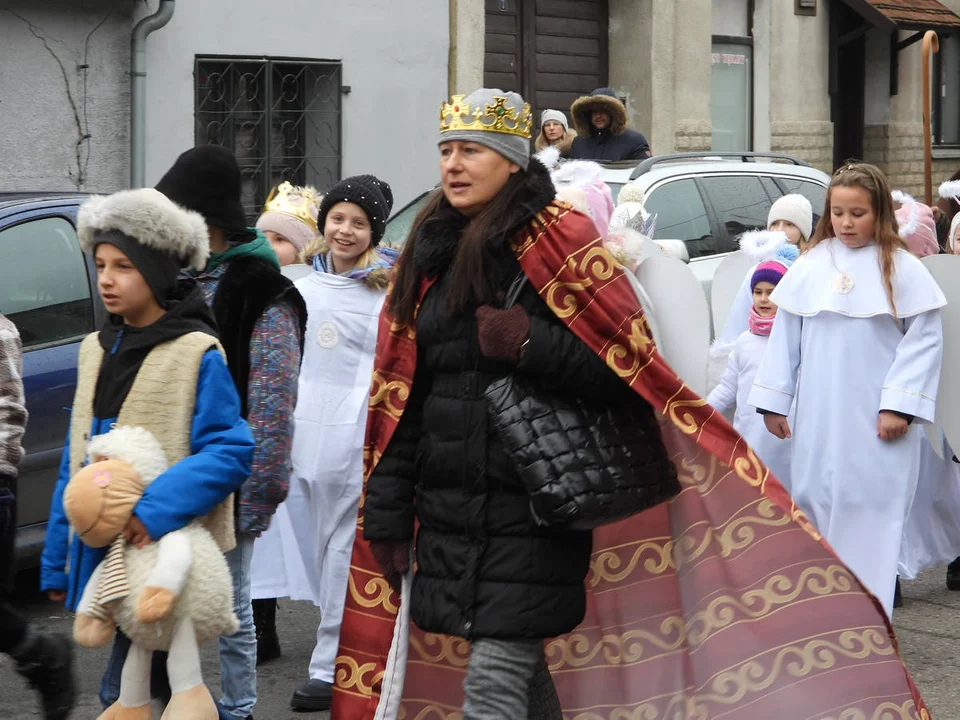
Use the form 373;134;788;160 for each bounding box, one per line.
0;0;449;211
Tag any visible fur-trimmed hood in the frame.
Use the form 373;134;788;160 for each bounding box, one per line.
570;90;627;136
77;188;210;271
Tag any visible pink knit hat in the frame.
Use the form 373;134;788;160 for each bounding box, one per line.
894;197;938;258
751;260;788;290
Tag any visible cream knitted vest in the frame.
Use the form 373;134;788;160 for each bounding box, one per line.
70;331;237;552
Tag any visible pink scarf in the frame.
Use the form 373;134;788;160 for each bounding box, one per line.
749;306;775;336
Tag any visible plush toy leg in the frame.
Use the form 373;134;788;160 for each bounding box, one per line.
161;618;216;720
98;643;153;720
74;560;116;648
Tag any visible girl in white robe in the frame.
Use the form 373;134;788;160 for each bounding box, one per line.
707;259;793;491
249;175;398;711
749;163;945;618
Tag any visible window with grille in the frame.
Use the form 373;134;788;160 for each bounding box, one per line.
195;57;342;221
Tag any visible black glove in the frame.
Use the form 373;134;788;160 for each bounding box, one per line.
369;539;410;593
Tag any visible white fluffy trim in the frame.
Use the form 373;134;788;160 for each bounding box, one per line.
551;160;604;189
939;180;960;200
87;426;169;486
738;229;788;263
534;145;561;171
892;190;919;239
77;188;210;271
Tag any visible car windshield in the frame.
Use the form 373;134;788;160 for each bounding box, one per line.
382;191;433;249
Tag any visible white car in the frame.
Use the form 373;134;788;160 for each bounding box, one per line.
382;152;829;326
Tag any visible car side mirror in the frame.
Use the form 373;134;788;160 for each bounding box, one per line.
654;239;690;263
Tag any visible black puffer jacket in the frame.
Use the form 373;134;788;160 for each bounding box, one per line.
364;163;640;640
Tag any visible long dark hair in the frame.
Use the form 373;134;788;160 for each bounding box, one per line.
391;169;531;326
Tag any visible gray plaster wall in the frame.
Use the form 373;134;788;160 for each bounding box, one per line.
142;0;449;208
0;0;133;192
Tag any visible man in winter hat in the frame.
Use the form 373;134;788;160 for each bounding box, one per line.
155;145;308;720
568;88;652;162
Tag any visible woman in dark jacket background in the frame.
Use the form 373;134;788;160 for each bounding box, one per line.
362;88;662;718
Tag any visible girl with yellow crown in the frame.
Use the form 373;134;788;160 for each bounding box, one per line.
255;182;322;267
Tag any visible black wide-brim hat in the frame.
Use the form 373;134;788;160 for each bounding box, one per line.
155;145;254;242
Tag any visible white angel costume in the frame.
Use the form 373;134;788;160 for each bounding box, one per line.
250;267;387;683
749;238;945;616
707;329;793;491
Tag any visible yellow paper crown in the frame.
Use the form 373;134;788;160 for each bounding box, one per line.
440;94;533;139
260;182;321;234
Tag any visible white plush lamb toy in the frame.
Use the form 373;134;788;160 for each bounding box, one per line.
63;426;238;720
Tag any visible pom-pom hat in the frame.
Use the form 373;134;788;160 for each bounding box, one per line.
316;175;394;245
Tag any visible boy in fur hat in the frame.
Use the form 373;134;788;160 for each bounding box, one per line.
1;314;75;720
156;146;306;720
568;88;652;161
39;188;255;714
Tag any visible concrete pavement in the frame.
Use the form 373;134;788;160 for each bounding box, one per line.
2;569;959;719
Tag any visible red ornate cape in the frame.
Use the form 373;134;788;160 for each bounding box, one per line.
333;201;929;719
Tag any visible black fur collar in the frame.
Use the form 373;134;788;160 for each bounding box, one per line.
412;160;556;278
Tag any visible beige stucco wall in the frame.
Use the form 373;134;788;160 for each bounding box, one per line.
766;0;832;172
609;0;710;155
449;0;484;96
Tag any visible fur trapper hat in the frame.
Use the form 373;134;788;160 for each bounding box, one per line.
570;88;627;136
77;188;209;272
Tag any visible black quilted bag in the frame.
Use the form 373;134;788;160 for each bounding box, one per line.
484;276;681;530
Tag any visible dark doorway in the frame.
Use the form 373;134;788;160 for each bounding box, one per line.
483;0;608;124
830;2;868;168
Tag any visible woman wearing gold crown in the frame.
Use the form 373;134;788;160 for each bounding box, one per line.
331;89;932;719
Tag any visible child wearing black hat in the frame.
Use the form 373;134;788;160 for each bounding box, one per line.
155;146;306;720
40;188;255;717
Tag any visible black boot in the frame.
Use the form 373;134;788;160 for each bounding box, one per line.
253;597;281;665
11;626;75;720
947;557;960;591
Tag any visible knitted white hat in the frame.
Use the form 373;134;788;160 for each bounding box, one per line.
767;194;813;242
540;109;568;131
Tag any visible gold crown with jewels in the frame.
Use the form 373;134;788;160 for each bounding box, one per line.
440;94;533;139
260;181;321;233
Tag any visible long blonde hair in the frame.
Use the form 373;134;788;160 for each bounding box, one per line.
808;162;906;314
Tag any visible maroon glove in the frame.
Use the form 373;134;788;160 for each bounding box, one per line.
475;305;531;364
369;539;411;593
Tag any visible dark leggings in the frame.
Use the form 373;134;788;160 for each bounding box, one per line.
0;601;28;654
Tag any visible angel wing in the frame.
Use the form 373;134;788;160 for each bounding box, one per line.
920;254;960;458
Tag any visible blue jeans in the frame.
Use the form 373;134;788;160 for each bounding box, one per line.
99;631;170;709
217;532;257;720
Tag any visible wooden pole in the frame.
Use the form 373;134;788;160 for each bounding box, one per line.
922;31;940;205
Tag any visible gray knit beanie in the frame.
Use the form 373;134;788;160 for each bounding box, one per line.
439;88;532;170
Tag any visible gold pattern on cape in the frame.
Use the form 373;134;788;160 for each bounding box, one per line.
546;623;686;670
334;655;384;696
369;372;409;419
818;701;929;720
408;633;471;667
347;568;398;613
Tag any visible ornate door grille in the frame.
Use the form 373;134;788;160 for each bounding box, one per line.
195;57;342;221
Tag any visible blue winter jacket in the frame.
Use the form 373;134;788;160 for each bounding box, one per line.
39;348;254;611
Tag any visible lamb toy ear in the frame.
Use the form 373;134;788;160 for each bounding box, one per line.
891;190;919;239
738;229;788;263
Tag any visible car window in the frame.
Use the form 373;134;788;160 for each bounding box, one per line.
773;177;827;219
0;216;94;348
644;179;714;258
381;192;432;249
699;175;775;253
